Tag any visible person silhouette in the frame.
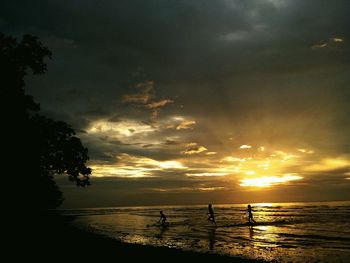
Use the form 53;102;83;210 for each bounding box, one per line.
207;204;217;226
158;210;167;226
247;204;256;224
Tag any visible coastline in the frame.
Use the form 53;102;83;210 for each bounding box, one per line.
24;214;266;262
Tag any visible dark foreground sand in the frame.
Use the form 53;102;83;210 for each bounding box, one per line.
16;214;266;262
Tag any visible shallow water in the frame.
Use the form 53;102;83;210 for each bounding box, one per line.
62;201;350;262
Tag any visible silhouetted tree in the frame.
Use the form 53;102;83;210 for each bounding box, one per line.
1;33;91;210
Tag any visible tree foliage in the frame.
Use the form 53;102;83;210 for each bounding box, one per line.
1;33;91;209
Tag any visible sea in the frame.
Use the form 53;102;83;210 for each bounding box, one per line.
61;201;350;262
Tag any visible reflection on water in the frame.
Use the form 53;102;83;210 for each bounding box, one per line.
250;225;280;248
156;225;168;239
64;201;350;262
207;227;216;250
249;226;254;240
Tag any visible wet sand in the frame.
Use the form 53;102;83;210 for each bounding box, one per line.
19;215;265;262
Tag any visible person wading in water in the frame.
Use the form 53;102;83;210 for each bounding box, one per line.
207;204;217;227
158;210;167;226
247;204;256;224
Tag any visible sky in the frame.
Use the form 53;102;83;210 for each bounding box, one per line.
2;0;350;207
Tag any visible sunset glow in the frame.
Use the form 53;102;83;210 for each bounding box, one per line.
239;174;303;187
20;0;349;207
5;1;350;261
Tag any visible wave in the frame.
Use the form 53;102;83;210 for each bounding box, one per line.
217;220;289;228
278;233;350;242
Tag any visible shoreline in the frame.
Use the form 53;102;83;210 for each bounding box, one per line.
24;214;266;262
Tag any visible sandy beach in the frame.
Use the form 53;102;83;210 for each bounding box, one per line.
19;214;264;262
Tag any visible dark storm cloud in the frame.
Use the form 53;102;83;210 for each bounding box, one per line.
2;0;350;206
3;1;349;126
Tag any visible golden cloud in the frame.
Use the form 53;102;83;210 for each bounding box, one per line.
312;37;344;49
297;148;314;154
303;157;350;172
240;174;303;187
222;156;246;162
186;172;230;177
331;37;344;42
176;120;196;130
258;146;265;152
122;93;152;104
181;143;208;155
240;144;252;149
87;119;156;137
150;186;225;193
145;99;174;109
122;81;173;124
311;42;327;49
164;116;196;130
91;153;187;178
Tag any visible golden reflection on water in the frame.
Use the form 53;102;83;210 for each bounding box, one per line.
253;203;273;207
71;202;350;263
249;225;280;248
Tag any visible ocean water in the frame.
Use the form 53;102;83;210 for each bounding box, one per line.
62;201;350;262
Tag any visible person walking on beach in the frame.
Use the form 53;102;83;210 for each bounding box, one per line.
247;204;256;224
207;204;217;226
158;210;167;226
